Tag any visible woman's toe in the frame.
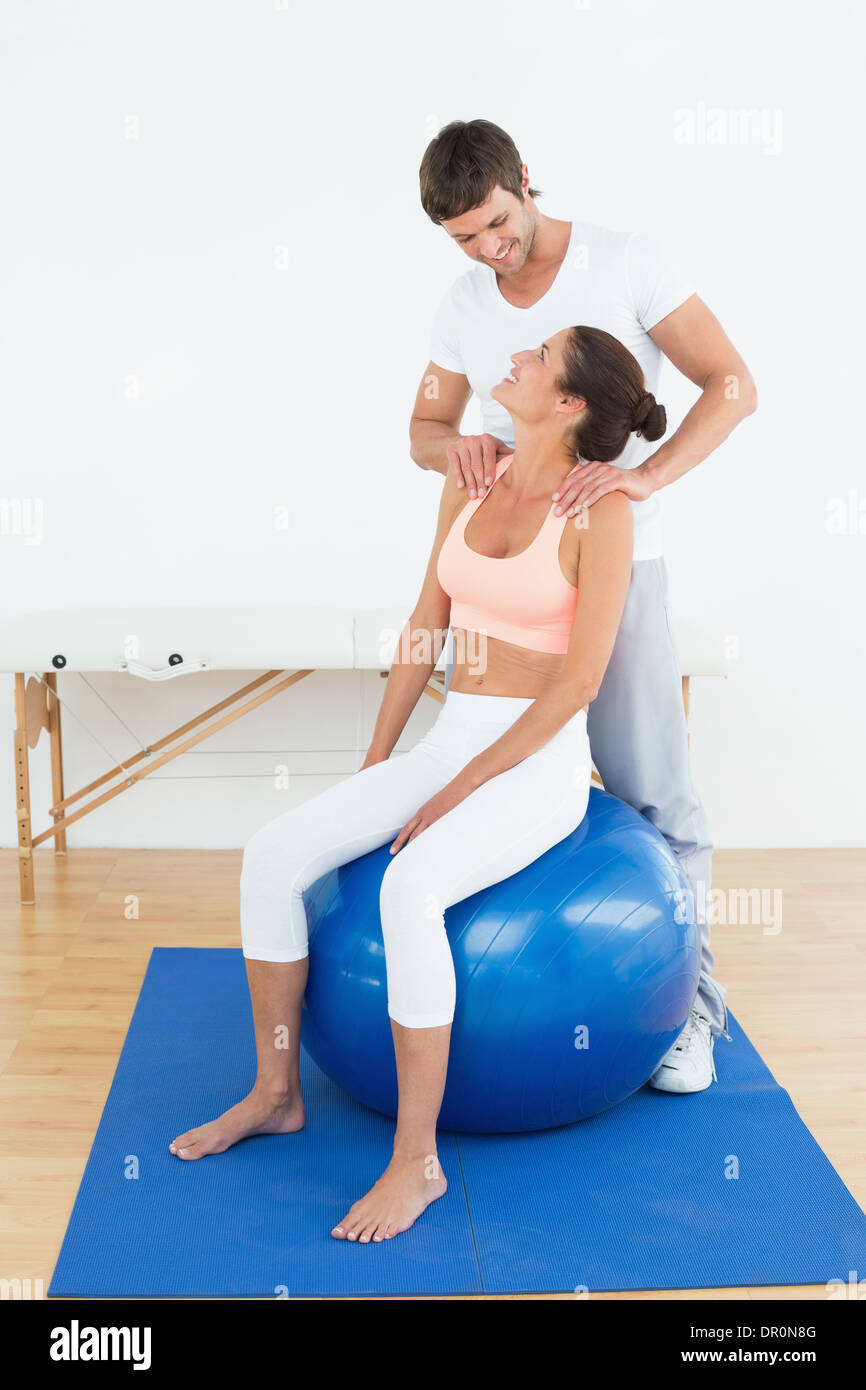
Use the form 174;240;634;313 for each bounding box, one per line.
170;1128;200;1156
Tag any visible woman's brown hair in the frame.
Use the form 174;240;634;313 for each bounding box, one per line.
558;326;666;462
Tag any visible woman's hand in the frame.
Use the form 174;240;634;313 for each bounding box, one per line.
390;777;472;853
552;460;654;515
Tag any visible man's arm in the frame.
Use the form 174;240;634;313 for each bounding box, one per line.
409;359;511;500
552;295;758;514
642;294;758;491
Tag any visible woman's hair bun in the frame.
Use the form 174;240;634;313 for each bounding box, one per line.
633;391;666;442
557;326;669;462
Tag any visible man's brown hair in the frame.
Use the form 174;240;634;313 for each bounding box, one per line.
419;119;542;224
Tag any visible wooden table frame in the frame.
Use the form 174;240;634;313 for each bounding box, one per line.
12;667;690;905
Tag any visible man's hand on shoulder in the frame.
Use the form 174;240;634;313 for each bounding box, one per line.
446;433;512;499
552;459;654;516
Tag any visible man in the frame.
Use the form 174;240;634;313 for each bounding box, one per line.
409;119;757;1092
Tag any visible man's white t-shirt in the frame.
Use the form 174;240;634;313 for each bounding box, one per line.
428;220;695;561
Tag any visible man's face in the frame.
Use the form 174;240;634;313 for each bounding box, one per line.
440;183;536;275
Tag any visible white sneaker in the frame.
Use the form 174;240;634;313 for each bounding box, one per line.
649;1009;717;1093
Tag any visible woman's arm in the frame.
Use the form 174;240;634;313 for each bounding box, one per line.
361;473;464;768
389;491;633;843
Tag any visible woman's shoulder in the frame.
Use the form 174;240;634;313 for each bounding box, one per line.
436;467;473;535
574;490;634;581
587;489;634;530
569;490;633;572
439;450;512;519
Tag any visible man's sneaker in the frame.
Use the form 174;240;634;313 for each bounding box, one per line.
648;1009;717;1093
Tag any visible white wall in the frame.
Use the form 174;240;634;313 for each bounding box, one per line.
1;0;864;850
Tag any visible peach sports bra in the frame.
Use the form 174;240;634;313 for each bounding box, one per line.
436;453;579;655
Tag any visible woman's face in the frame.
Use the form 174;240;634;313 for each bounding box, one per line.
490;327;580;426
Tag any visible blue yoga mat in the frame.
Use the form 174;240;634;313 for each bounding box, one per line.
49;948;866;1297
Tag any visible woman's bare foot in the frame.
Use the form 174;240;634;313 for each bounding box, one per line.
331;1149;447;1243
169;1087;305;1159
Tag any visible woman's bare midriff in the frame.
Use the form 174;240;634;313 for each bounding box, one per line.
447;628;572;700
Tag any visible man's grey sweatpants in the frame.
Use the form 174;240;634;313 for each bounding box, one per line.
443;556;728;1037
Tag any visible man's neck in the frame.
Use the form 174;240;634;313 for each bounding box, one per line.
511;212;572;278
495;211;573;305
525;212;573;270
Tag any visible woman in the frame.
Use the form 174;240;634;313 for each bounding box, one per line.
169;325;667;1244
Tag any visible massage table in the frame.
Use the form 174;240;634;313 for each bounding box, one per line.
0;605;728;903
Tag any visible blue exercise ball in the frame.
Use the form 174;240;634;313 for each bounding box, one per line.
301;787;699;1133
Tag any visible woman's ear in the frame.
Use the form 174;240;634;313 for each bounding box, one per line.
555;393;586;419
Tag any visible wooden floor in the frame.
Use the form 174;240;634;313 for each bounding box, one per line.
0;845;863;1301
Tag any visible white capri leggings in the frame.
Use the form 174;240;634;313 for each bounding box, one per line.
240;691;592;1028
